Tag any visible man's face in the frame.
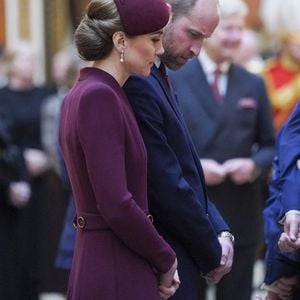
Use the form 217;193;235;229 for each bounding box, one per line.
161;0;219;70
204;14;245;64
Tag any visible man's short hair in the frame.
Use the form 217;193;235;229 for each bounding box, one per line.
219;0;248;19
166;0;198;21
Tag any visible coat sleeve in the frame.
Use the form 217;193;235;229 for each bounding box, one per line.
277;103;300;214
124;77;222;274
263;104;300;284
77;86;176;273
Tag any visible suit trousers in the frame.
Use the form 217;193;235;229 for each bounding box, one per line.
168;238;201;300
199;245;256;300
292;288;300;299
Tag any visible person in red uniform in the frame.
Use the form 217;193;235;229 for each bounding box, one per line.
261;0;300;132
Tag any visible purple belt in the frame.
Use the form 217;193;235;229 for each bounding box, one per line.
73;211;153;231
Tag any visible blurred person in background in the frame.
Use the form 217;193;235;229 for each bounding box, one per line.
0;108;31;300
38;46;81;300
41;46;81;176
0;41;53;300
234;28;265;74
261;0;300;132
0;44;8;87
169;0;275;299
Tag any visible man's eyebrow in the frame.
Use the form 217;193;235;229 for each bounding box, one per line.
188;29;207;39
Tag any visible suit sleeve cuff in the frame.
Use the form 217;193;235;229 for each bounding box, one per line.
278;210;300;225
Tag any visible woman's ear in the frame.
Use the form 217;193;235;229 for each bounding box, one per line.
112;31;127;53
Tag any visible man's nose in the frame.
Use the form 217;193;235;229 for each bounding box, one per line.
190;40;204;57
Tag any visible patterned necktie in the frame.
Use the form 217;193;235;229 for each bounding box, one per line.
211;68;222;103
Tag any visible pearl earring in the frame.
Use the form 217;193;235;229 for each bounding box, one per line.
120;50;124;63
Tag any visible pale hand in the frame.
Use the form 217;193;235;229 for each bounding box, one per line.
278;232;300;253
9;181;31;208
257;277;299;300
253;290;279;300
159;258;180;299
200;159;227;186
159;270;180;300
272;277;299;300
284;212;300;243
205;236;234;284
24;148;49;177
222;158;256;185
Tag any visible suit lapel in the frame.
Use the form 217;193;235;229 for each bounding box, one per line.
151;66;208;198
221;65;249;121
189;59;221;120
183;60;225;151
151;66;183;121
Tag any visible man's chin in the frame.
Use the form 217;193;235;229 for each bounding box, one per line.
164;60;185;71
178;56;190;64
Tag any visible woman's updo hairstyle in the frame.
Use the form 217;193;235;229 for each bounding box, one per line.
75;0;123;61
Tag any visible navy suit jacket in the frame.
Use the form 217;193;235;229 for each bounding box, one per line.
264;102;300;284
168;58;275;247
124;66;229;276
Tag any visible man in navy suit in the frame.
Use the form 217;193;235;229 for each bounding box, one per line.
259;102;300;300
168;1;275;299
124;0;234;299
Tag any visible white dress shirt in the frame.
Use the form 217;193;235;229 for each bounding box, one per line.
198;50;230;98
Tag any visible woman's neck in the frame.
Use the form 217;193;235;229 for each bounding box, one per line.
93;54;128;86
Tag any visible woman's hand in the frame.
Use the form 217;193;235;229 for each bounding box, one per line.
24;148;49;177
159;270;180;299
9;181;31;208
159;258;180;299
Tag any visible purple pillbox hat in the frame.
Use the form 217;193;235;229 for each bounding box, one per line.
114;0;170;36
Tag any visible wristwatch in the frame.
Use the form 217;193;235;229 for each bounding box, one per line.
218;231;235;245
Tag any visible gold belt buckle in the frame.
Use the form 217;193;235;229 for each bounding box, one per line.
73;216;86;229
147;214;154;223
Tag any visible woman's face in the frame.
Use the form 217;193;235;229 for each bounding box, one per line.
10;49;35;83
124;31;164;76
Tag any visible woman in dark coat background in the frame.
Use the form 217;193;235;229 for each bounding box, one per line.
59;0;179;299
0;42;54;299
0;109;31;299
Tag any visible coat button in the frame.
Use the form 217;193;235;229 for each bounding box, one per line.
147;214;154;223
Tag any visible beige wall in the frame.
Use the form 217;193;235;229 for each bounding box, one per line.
245;0;263;29
3;0;72;84
44;0;72;83
0;0;5;44
1;0;263;83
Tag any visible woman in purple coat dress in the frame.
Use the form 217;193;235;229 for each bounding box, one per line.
59;0;179;299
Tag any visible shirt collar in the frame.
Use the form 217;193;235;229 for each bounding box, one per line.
154;56;161;69
198;49;230;75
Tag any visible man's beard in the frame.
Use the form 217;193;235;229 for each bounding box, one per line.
160;51;183;71
160;28;184;70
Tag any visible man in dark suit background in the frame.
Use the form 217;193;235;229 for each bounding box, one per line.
124;0;234;299
168;0;275;299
